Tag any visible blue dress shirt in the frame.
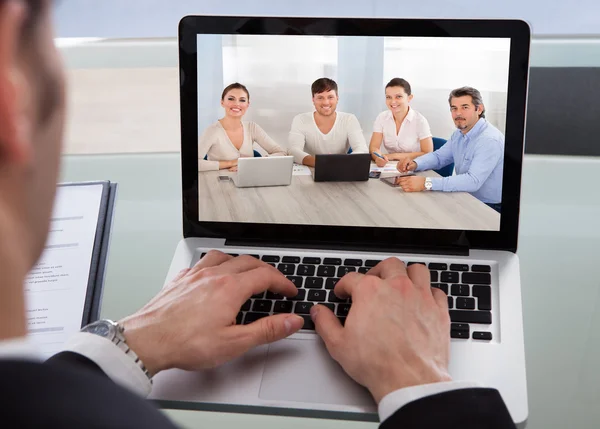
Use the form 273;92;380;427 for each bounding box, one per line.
413;119;504;204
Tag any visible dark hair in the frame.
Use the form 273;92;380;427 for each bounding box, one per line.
448;86;486;118
221;82;250;101
311;78;338;97
385;78;412;96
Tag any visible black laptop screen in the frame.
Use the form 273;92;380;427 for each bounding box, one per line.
195;33;509;232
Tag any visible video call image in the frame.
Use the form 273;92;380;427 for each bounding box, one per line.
196;34;510;231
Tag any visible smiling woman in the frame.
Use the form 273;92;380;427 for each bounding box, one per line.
197;82;287;172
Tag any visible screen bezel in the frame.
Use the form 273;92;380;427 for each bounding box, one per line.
179;16;530;253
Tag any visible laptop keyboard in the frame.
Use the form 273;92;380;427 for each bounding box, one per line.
201;252;493;341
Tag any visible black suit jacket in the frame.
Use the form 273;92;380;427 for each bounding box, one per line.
0;352;515;428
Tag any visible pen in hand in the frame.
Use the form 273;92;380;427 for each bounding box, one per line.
373;152;385;160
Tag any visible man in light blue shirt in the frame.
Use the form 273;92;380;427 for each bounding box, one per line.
396;87;504;213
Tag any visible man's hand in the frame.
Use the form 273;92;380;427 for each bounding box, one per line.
374;154;388;167
398;176;426;192
119;251;304;375
397;157;416;173
311;258;451;404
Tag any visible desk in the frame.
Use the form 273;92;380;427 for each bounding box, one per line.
199;167;500;230
59;153;600;429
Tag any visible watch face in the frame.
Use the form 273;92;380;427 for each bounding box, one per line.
82;321;112;337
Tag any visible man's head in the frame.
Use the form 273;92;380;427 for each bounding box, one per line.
311;78;338;117
0;0;66;266
448;87;485;133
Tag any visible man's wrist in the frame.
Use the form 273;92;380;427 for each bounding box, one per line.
368;369;453;404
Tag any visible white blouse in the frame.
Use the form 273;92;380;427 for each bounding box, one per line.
372;108;432;154
198;121;286;171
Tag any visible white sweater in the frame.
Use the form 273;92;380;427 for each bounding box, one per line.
198;121;286;171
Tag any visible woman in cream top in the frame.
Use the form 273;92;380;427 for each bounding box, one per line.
369;78;433;167
198;83;286;172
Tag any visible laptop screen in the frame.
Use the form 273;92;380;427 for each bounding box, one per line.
196;33;511;233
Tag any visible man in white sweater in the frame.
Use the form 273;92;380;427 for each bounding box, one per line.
287;78;369;167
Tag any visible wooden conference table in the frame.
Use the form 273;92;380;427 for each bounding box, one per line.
198;164;499;231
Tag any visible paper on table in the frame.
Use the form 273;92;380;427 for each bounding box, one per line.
24;183;104;359
292;164;312;176
370;162;399;173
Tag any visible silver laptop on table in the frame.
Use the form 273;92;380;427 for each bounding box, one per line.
231;156;294;188
152;15;531;425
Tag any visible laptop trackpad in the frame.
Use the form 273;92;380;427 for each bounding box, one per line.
258;337;374;406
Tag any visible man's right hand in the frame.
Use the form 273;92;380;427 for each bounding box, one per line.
397;157;416;173
310;258;452;404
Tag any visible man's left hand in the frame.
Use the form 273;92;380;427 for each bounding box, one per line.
398;176;426;192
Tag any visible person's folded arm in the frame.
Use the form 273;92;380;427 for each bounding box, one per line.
198;131;220;171
288;118;310;164
251;122;286;156
429;139;502;193
378;380;482;422
413;137;454;171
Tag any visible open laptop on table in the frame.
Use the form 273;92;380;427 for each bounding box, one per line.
313;153;371;182
151;15;531;426
231;156;294;188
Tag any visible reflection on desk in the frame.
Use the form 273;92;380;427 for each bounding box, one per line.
198;165;500;231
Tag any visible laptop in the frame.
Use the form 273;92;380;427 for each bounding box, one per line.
313;153;371;182
231;156;294;187
151;16;531;425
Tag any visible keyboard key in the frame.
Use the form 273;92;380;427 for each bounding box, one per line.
432;283;448;294
262;255;280;263
201;252;207;258
317;265;336;277
252;291;265;299
267;263;276;267
273;301;293;313
337;266;356;277
451;323;470;332
236;312;243;324
344;259;363;266
473;286;492;311
473;331;493;341
451;284;470;297
322;303;335;311
266;291;284;300
299;315;315;330
451;330;469;339
358;267;369;274
248;254;260;259
294;302;314;314
325;278;340;290
244;312;268;324
456;297;476;310
429;263;447;270
450;264;469;272
338;317;347;326
328;290;347;303
441;271;459;283
462;272;492;285
323;258;342;265
277;263;296;275
430;270;439;282
365;259;382;267
471;265;491;273
302;257;321;264
241;299;251;311
297;264;316;276
305;277;324;289
282;256;301;263
227;253;239;257
447;296;454;308
288;289;306;301
252;300;273;313
450;310;492;324
287;276;303;288
336;304;351;317
408;262;426;266
308;290;327;302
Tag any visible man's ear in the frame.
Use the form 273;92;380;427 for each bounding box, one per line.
0;0;31;165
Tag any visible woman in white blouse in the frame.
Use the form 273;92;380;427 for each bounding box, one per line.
198;83;286;172
369;78;433;167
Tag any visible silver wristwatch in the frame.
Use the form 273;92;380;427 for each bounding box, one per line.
81;319;153;382
424;177;433;191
